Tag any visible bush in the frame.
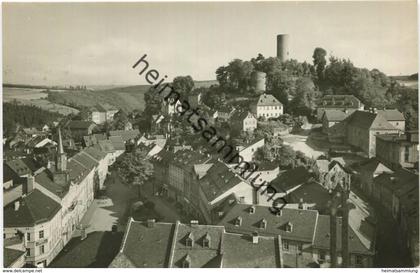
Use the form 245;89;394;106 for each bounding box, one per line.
144;201;155;210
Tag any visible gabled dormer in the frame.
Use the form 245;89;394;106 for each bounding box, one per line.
202;233;211;248
185;232;194;247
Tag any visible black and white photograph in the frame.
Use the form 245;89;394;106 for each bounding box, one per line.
1;0;419;269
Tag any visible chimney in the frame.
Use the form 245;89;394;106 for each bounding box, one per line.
27;174;35;193
14;201;20;211
190;220;199;227
147;219;155;228
298;198;304;209
252;231;259;244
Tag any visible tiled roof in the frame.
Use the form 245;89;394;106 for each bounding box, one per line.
4;189;61;227
256;94;282;106
82;146;107;161
35;169;68;198
223;233;280;267
171;150;210;169
230;110;256;122
109;129;140;142
4;247;25;267
216;203;319;242
318;95;362;108
199;162;243;202
346;111;396;130
109;136;126;151
172;223;224;268
111;219;282;268
377;109;405;121
270;166;312;192
5;159;33;177
323;109;351;122
112;220;174;267
374;169;418;198
96;140;116;153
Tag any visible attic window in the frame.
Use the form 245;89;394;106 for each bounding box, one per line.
203;233;211;248
182;255;191;268
249;206;255;214
285;222;293;232
186;233;194;247
260;219;267;229
235;216;242;226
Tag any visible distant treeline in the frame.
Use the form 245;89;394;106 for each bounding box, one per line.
3;102;62;137
4;83;89;91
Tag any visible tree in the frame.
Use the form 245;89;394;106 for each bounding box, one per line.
172;75;194;96
288;77;317;116
312;47;327;82
278;145;297;168
115;146;154;190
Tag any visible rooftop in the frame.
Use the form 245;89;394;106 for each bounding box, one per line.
4;189;61;227
256;93;282;107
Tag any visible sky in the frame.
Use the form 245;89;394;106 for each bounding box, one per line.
3;1;418;86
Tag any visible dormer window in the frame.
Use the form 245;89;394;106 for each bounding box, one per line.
202;233;211;248
186;233;194;247
182;254;191;268
235;216;242;226
260;219;267;229
249;206;255;214
285;222;293;232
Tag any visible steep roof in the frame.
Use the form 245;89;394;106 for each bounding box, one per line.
230;110;256;122
256;93;282;106
4;189;61;227
96;140;116;153
109;129;140;142
199;162;244;202
323;109;351;122
223;233;280;267
346;111;396;130
110;219;282;268
4;248;25;267
270;166;312;192
216;203;319;243
318;95;362;108
109;136;126;151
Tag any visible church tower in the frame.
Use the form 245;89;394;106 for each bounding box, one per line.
56;127;67;172
54;127;68;186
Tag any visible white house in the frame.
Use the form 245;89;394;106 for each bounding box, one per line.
251;93;283;119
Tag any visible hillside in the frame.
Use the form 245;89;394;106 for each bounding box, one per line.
45;80;218;112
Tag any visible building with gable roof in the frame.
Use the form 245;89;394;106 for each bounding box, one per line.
316;95;364;121
109;218;283;268
251;93;283;119
230;110;257;133
214;202;374;267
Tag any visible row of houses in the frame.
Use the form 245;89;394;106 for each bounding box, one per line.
3;128;123;268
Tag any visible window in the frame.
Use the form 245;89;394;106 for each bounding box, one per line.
355;255;363;266
404;146;410;162
285;222;293;232
186;238;193;247
26;233;31;241
282;240;289;251
298;243;303;253
26;248;31;256
39;245;45;254
39;230;44;239
319;250;326;261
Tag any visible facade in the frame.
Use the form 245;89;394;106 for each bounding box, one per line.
316;95;364;121
251;93;283;119
352;158;393;197
322;110;351;134
345;110;401;157
376;131;419;169
230;110;257;133
3;189;63;267
66;121;96;139
161;99;182;116
377;109;406;131
90;104;118;125
3;129;111;268
235;138;265;162
110;218;283;268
